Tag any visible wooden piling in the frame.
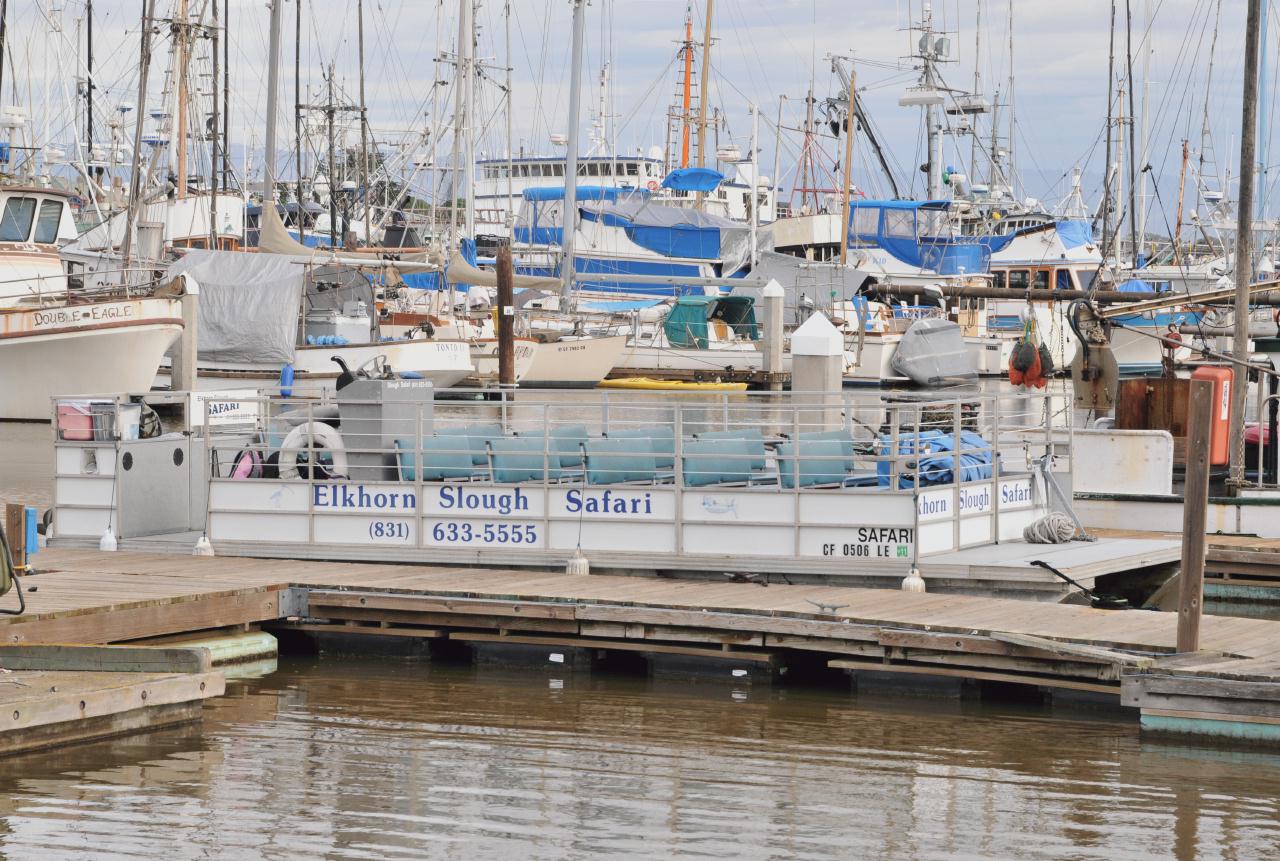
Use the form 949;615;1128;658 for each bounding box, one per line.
1177;378;1213;653
4;503;24;566
496;244;516;387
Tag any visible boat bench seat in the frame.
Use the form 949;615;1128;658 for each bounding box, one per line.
395;437;490;481
693;429;767;471
584;437;671;485
487;437;564;483
682;438;768;487
777;439;859;489
604;427;675;469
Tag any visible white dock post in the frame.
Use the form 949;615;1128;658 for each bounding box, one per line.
762;278;785;391
171;273;200;395
790;312;844;431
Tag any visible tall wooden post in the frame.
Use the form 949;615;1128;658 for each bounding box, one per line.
1230;0;1263;485
496;245;516;387
1177;378;1213;652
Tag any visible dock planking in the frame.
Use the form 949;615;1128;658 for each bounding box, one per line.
13;548;1280;744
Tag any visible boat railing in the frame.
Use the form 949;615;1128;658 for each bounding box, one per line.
1255;391;1280;489
49;388;1065;562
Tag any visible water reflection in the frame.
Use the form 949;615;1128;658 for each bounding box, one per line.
0;658;1273;860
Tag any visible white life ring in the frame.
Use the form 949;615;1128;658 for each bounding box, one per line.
277;421;348;480
646;180;659;191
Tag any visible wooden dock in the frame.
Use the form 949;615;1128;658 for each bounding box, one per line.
10;548;1280;745
0;644;224;756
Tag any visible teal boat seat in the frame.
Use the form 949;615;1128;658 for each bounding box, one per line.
585;437;658;484
395;437;483;481
605;427;675;469
796;429;856;471
695;428;767;471
436;423;503;466
548;424;589;468
489;437;561;483
778;439;852;488
682;438;755;487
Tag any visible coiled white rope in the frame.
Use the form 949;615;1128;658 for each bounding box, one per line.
1023;512;1078;544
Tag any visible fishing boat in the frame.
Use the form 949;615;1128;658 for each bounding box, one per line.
0;187;185;421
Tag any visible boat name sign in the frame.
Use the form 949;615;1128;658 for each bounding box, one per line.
32;304;135;329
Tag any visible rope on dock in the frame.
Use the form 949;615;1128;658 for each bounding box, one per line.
1023;512;1079;544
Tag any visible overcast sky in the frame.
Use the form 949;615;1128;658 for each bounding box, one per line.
3;0;1263;215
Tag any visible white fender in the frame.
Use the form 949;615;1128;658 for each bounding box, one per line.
277;421;348;480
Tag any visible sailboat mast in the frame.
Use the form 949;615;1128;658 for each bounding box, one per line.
505;0;513;224
210;0;219;243
463;0;476;239
175;0;189;198
749;103;758;267
680;9;692;167
85;0;93;160
1005;0;1014;197
294;0;304;239
560;0;587;301
695;0;712;208
121;0;157;271
1124;0;1138;261
358;0;371;244
839;70;856;266
326;66;337;247
1136;0;1152;253
1229;0;1263;486
263;0;283;199
222;0;229;194
971;0;981;183
1257;0;1271;229
1100;0;1116;260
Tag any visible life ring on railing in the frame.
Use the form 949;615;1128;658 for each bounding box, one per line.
277;421;348;480
646;180;659;191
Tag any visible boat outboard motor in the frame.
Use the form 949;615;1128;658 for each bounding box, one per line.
332;355;356;391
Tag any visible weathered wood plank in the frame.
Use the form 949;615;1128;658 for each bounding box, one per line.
0;644;212;673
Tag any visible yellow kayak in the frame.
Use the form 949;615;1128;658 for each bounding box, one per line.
598;377;748;392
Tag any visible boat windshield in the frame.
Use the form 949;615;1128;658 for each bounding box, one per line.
0;197;35;242
34;200;63;244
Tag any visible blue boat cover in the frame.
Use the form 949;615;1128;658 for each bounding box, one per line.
849;200;1017;275
1056;219;1094;250
876;430;994;489
521;185;644;202
661;167;724;193
580;199;743;260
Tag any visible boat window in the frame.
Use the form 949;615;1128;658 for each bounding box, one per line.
917;209;948;237
586;163;599;176
34;200;64;243
884;209;914;238
1078;269;1097;291
599;163;611;176
1033;270;1050;290
626;162;638;176
1055;269;1072;290
852;208;879;235
1007;270;1030;290
0;197;35;242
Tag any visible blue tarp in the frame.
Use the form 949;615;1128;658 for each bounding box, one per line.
1056;219;1094;250
876;430;994;489
661;167;724;193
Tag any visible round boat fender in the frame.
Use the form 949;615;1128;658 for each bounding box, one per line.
277;421;348;480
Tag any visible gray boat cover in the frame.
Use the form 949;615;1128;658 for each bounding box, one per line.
890;317;977;385
167;250;306;364
733;251;875;324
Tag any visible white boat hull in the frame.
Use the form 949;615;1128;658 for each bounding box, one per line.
472;334;628;387
158;338;475;393
0;297;183;420
615;343;761;374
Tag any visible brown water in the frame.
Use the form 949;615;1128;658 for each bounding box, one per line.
0;658;1276;860
4;398;1280;860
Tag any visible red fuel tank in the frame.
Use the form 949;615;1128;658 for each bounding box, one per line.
1191;365;1235;466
